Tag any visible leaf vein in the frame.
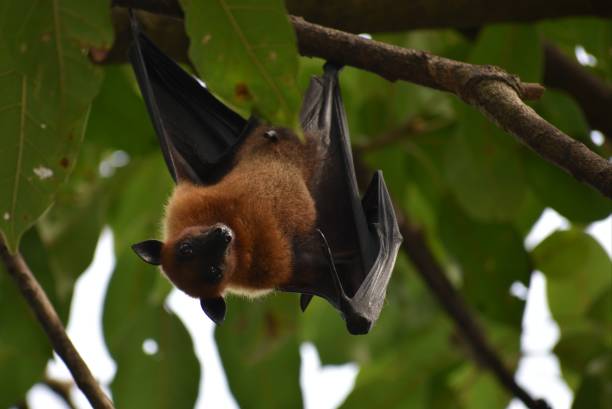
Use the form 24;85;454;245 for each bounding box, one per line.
216;0;288;113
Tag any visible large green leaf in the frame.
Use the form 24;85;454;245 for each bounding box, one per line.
471;24;543;83
532;230;612;328
105;254;200;409
524;147;612;224
571;368;612;409
438;199;530;325
0;0;112;252
340;319;458;409
443;24;544;222
36;145;110;310
86;66;158;155
103;156;199;408
444;103;528;222
215;294;303;408
181;0;301;124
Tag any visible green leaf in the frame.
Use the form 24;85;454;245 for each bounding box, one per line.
470;24;543;82
555;327;610;375
340;320;458;409
524;147;612;224
443;25;543;223
438;199;530;325
449;367;510;409
444;104;528;222
104;157;198;408
37;145;111;309
86;66;158;155
534;89;590;142
216;295;303;408
105;255;200;409
532;230;612;327
0;229;56;407
0;0;112;252
181;0;301;125
571;367;612;409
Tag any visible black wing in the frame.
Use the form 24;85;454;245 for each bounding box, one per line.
128;12;256;185
283;63;403;335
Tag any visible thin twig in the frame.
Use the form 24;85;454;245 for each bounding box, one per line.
543;42;612;141
0;239;114;409
44;378;78;409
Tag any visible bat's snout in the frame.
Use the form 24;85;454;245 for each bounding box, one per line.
213;224;233;244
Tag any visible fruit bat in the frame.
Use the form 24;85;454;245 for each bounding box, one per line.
128;14;402;334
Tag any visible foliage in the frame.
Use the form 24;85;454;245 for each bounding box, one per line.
0;1;610;408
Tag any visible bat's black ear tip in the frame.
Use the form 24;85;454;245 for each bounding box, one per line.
132;240;163;265
346;315;372;335
300;294;314;312
200;297;226;324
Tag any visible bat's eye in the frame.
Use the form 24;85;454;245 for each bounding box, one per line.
179;242;193;257
263;129;278;141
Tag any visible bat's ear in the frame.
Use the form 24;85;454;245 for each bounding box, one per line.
131;240;163;265
300;294;313;312
200;297;226;324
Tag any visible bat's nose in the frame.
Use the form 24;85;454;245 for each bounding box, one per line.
213;225;233;243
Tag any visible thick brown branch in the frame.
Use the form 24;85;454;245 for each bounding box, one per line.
293;17;611;198
112;0;612;33
399;220;550;409
108;4;611;196
0;240;114;409
468;80;612;196
543;43;612;140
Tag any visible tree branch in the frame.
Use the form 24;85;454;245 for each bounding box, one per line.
543;42;612;140
398;219;551;409
106;5;612;198
112;0;612;33
44;378;78;409
352;152;552;409
0;239;114;409
290;17;612;198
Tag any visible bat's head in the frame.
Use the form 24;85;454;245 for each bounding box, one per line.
131;223;236;322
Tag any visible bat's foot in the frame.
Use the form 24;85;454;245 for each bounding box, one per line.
345;314;371;335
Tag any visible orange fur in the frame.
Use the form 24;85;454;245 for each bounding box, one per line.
160;126;318;300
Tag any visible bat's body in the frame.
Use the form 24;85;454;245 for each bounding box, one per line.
161;126;318;300
129;13;402;334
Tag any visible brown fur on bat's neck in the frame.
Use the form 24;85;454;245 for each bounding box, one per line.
161;126;319;299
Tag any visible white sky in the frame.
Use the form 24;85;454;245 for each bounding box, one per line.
25;210;611;409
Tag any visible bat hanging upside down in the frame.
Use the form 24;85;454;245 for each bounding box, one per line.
128;13;402;334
